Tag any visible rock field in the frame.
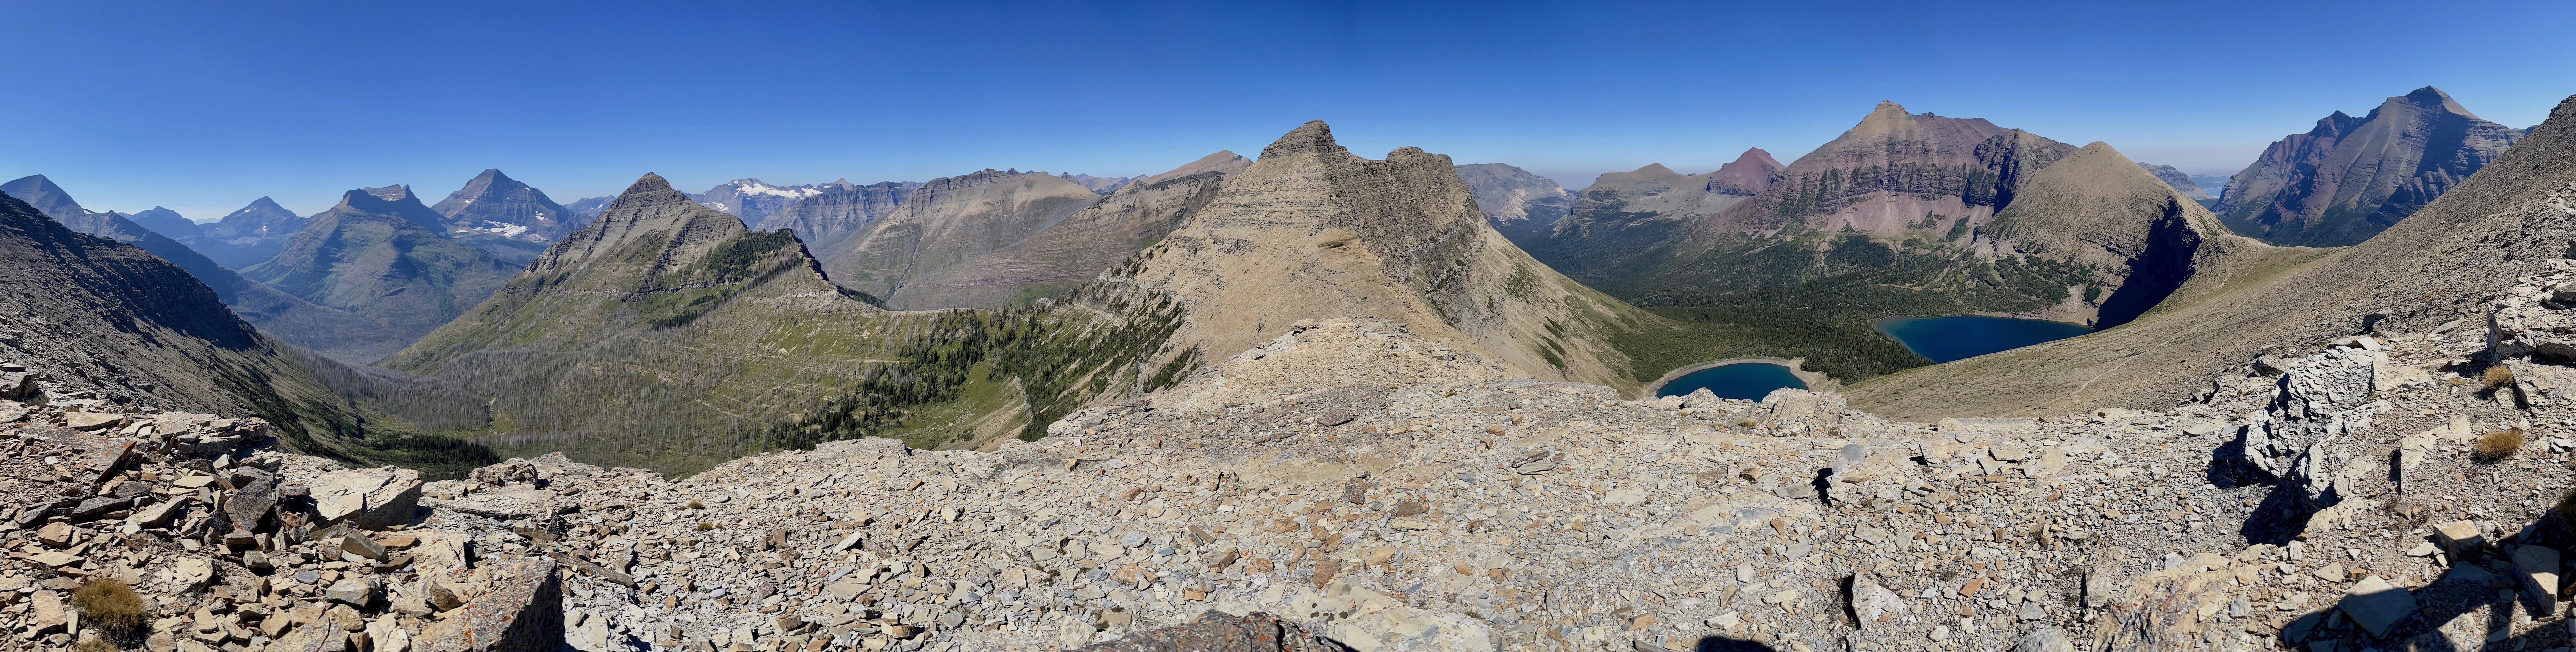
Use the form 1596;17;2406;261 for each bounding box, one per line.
14;266;2576;651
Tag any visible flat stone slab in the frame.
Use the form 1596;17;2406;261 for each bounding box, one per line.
2341;575;2418;639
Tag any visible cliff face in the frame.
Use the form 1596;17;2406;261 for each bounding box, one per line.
429;168;590;265
2215;86;2525;247
753;180;916;259
817;169;1101;307
1453;163;1573;249
240;189;514;358
1093;121;1666;394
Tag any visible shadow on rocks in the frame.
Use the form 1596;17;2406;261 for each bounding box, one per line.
2263;510;2576;650
1686;636;1783;651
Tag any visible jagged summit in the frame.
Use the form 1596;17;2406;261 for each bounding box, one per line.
427;167;586;264
2214;86;2525;246
1096;121;1671;393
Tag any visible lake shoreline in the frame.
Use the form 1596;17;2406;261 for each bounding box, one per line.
1648;357;1839;397
1873;314;2095;363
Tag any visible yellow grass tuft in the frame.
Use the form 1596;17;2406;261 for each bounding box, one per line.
71;579;146;639
2474;427;2526;462
2486;365;2517;390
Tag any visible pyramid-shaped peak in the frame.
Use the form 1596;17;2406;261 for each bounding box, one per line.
625;173;674;195
2393;85;2480;119
1729;148;1783;168
1259;120;1348;160
1847;101;1925;138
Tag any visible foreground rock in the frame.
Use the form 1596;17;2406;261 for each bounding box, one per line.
15;269;2576;651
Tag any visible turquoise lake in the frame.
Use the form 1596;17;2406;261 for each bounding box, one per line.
1877;315;2092;363
1656;363;1807;400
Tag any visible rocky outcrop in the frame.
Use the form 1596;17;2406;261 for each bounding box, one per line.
754;179;916;259
1093;121;1669;394
1452;163;1571;250
430;169;590;266
819;169;1102;307
2136;162;2216;202
2215;86;2525;247
240;188;514;362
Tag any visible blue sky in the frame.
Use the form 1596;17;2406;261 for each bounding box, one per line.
7;0;2573;220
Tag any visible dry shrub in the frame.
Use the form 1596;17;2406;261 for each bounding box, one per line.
695;521;714;531
2486;365;2517;390
71;579;146;640
2474;427;2527;463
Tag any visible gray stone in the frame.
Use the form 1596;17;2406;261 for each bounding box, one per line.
2339;575;2417;639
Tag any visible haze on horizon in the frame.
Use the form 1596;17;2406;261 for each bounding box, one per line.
5;0;2572;219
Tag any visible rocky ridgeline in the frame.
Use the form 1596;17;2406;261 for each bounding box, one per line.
11;271;2576;651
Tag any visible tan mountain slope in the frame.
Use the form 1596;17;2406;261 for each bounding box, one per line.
818;169;1101;308
382;173;921;471
883;157;1242;310
1979;141;2253;325
1089;121;1666;394
1849;93;2576;419
1131;150;1251;185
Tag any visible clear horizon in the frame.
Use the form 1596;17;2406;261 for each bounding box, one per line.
6;0;2571;220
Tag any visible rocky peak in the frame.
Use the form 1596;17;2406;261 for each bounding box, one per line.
2215;86;2525;246
1706;147;1783;195
0;175;84;219
1256;120;1349;160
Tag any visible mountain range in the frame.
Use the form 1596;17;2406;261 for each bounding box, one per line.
2214;86;2527;246
1453;162;1574;249
238;187;515;362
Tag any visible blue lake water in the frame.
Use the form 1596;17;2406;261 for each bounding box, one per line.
1656;363;1807;400
1877;315;2092;363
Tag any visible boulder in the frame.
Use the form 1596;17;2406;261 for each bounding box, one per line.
2339;575;2417;639
417;557;562;652
311;467;422;530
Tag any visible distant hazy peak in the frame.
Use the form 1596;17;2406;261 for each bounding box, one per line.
335;186;450;232
361;184;415;201
2134;161;2215;200
224;196;298;220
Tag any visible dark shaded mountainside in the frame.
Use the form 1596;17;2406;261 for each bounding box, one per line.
1848;92;2576;419
0;175;408;365
428;168;593;266
378;173;1200;473
0;187;497;476
2217;86;2526;247
1528;102;2244;382
238;186;515;363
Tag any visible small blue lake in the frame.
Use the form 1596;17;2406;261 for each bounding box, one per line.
1877;315;2092;363
1656;363;1806;400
